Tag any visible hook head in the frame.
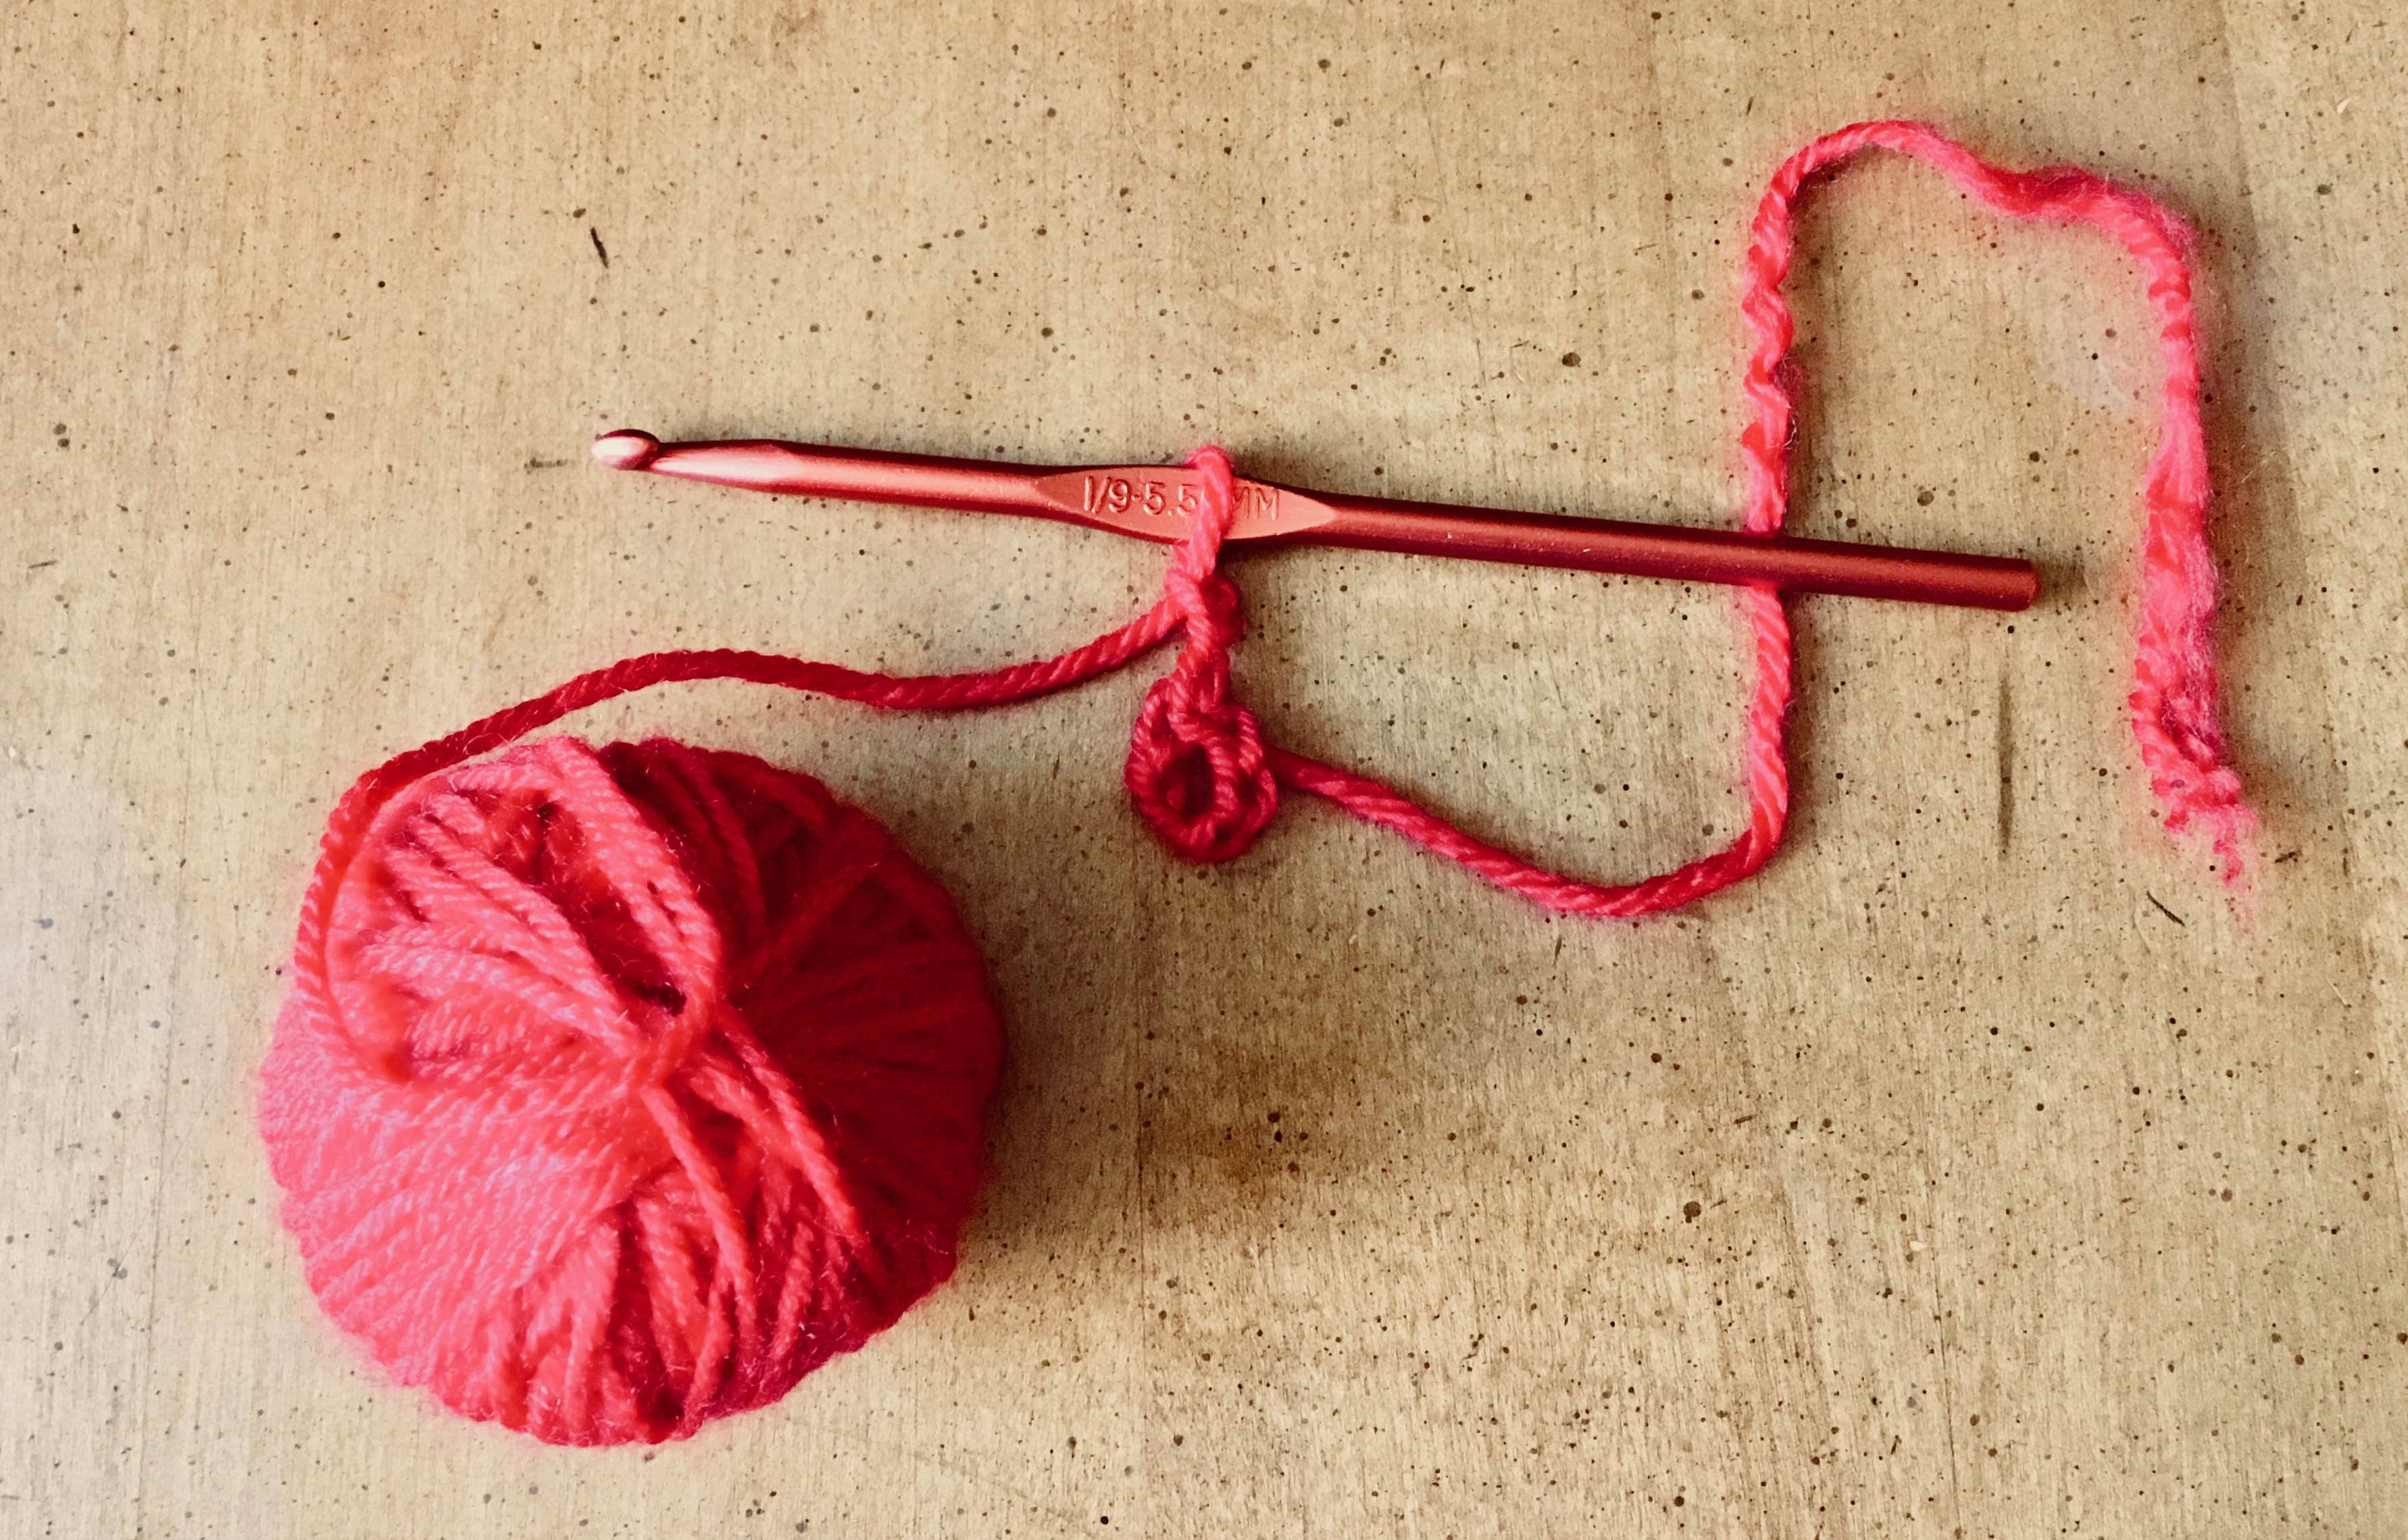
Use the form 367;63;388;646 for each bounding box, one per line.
591;430;661;471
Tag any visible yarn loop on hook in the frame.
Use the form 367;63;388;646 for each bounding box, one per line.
1122;446;1282;864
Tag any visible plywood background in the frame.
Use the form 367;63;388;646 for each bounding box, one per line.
5;1;2404;1535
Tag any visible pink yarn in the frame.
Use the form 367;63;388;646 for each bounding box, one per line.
260;122;2253;1446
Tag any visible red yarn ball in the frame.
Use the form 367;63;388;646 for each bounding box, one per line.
258;736;1002;1445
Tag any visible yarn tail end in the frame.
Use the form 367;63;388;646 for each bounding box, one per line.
2163;794;2258;901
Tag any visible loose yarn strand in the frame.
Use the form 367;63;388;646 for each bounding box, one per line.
293;122;2256;973
1734;120;2253;883
1216;120;2255;909
304;125;2250;935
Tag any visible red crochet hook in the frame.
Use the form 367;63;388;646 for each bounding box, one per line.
591;430;2037;611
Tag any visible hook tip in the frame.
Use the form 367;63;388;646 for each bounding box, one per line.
591;429;661;471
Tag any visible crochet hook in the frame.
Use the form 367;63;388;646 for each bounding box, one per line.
590;430;2037;611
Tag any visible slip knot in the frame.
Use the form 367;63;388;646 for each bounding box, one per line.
1122;446;1279;864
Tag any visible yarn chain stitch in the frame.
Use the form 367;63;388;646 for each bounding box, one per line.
305;120;2251;928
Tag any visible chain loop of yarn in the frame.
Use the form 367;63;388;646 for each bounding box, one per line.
1122;445;1283;863
260;122;2255;1447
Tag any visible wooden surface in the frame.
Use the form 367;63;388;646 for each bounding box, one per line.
6;1;2405;1534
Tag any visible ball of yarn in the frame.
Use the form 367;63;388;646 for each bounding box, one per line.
257;736;1001;1445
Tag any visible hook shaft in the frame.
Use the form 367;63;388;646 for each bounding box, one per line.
591;430;2036;611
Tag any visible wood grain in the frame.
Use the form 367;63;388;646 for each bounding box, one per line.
4;1;2403;1534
